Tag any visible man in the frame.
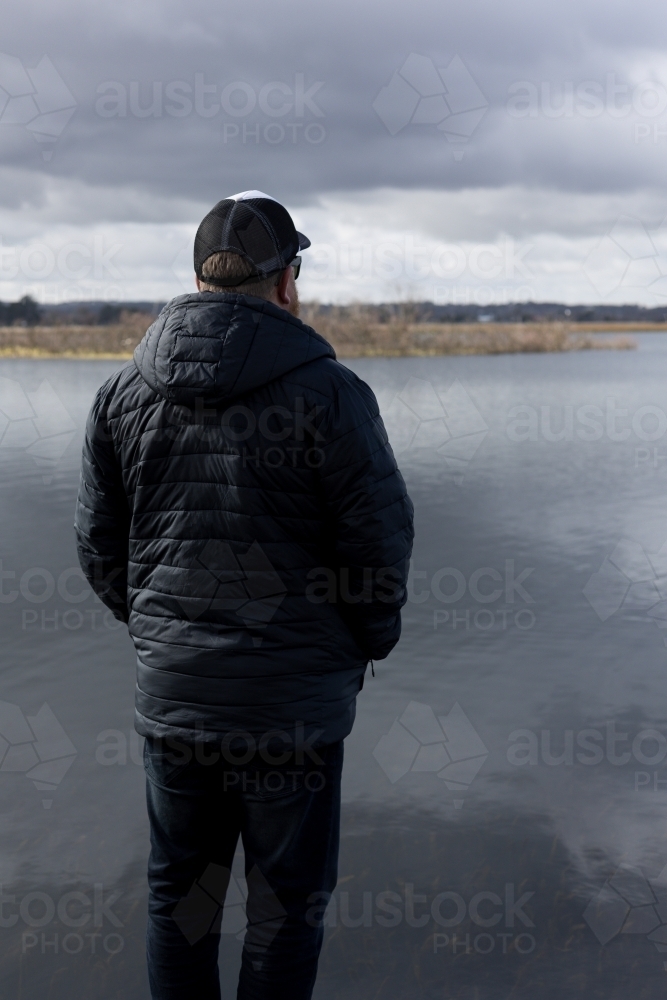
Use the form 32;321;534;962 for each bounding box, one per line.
75;191;414;999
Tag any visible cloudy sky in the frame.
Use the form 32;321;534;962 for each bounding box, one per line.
1;0;667;305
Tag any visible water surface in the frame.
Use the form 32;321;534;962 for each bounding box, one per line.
2;339;667;997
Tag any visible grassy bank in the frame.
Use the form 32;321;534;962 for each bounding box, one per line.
299;309;638;357
0;311;148;359
0;308;644;359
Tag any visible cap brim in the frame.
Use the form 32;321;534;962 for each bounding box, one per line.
296;231;311;251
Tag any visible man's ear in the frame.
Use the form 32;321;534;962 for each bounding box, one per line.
195;275;202;291
275;267;292;306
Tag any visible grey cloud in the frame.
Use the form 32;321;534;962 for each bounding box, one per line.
0;0;666;222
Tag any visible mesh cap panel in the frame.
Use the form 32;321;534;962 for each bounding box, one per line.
194;196;310;286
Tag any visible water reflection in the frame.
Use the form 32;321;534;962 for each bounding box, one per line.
1;342;667;996
4;806;666;999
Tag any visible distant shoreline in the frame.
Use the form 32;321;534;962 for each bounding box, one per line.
0;319;649;359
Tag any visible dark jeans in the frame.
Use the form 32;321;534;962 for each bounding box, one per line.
144;735;343;1000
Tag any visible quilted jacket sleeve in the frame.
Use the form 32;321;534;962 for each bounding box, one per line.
74;383;130;623
316;374;414;660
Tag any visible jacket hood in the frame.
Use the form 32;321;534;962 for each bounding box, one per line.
133;293;336;406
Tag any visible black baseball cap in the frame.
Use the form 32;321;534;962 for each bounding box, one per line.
194;190;311;287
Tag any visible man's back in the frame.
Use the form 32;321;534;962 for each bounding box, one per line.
75;292;414;748
76;192;414;1000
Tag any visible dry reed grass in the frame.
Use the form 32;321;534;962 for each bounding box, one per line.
0;311;150;359
0;306;639;359
298;304;636;356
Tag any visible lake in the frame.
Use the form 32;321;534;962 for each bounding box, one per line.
2;336;667;998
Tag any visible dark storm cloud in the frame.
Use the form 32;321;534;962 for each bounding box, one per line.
1;0;666;219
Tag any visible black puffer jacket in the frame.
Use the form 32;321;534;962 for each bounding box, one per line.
75;293;414;746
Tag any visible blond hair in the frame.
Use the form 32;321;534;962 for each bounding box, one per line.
199;251;280;299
